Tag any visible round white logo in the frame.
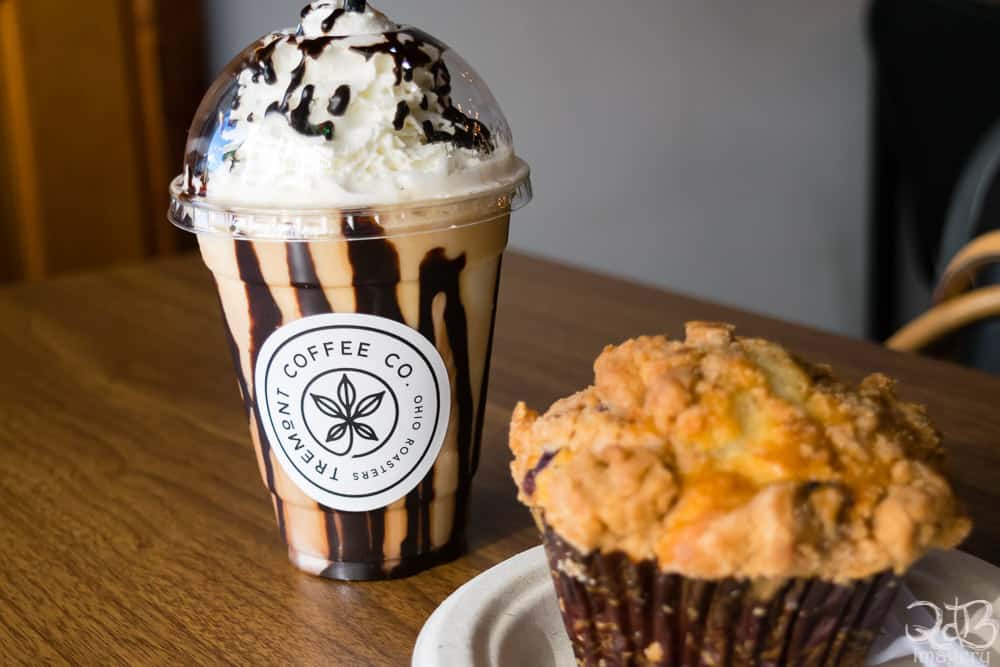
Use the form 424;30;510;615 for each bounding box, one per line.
254;313;451;512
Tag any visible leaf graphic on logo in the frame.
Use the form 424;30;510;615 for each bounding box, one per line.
337;375;356;413
311;393;346;419
309;373;386;457
326;422;349;443
353;391;384;419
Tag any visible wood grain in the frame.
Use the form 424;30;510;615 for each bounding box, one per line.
0;252;998;665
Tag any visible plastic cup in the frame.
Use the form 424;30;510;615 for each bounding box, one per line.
181;202;513;579
168;5;531;579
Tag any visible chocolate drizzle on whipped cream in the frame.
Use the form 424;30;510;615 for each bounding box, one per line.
327;84;351;116
349;28;493;152
243;23;493;150
320;8;345;32
299;34;344;58
393;101;410;131
300;0;364;33
255;35;347;141
181;1;506;202
248;37;280;85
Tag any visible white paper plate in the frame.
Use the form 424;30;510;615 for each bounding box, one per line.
413;547;572;667
413;546;1000;667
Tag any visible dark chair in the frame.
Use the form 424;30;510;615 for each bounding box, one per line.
868;0;1000;340
889;121;1000;371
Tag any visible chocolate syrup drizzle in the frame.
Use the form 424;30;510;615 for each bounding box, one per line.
299;34;344;58
286;243;332;314
327;84;351;116
351;29;494;152
184;150;208;197
283;85;335;140
248;36;280;85
184;9;498;195
255;35;351;142
235;23;494;152
232;241;284;503
300;1;363;33
338;218;476;569
332;215;417;569
393;101;410;131
418;248;474;485
218;230;488;578
321;8;345;32
341;216;405;320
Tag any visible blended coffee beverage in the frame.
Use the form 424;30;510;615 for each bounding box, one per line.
167;0;531;580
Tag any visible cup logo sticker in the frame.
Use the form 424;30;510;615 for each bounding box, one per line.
254;313;451;512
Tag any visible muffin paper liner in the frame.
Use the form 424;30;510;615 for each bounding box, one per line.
542;529;901;667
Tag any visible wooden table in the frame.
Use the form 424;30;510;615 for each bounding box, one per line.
2;252;998;665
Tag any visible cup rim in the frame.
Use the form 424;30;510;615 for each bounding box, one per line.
167;160;531;242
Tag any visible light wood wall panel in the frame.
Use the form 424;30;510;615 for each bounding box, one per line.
0;0;45;279
0;0;202;282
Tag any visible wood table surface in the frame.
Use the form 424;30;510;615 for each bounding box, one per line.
1;252;998;665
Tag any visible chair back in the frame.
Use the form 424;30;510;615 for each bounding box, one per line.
889;121;1000;371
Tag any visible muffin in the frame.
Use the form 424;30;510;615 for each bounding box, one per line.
510;322;971;666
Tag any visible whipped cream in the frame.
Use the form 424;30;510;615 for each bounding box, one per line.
184;1;522;209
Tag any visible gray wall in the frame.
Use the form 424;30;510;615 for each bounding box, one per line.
205;0;870;336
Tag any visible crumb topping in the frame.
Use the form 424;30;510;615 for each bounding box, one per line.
510;322;971;581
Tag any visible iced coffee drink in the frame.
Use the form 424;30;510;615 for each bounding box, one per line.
167;0;531;580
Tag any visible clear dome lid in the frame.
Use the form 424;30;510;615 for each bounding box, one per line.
168;0;530;240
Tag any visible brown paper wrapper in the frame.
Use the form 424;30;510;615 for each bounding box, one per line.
542;530;900;667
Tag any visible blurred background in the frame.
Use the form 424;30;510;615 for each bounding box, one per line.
2;0;998;350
